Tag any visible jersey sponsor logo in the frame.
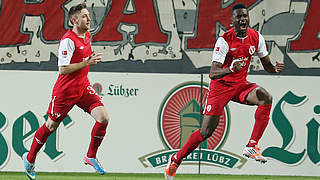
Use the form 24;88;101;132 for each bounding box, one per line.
249;46;256;55
231;48;237;51
236;57;249;62
62;51;67;55
139;82;247;169
80;46;84;50
215;47;220;51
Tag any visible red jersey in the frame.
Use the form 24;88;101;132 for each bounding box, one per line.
52;30;92;103
211;28;268;83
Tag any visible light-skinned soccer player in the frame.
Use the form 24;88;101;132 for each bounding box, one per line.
23;3;109;180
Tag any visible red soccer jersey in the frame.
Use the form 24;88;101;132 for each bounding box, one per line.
211;27;268;83
52;30;92;103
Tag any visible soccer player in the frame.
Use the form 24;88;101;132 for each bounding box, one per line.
23;3;109;180
164;3;284;179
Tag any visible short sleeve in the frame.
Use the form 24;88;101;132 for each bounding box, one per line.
212;37;229;64
58;38;75;66
257;32;269;58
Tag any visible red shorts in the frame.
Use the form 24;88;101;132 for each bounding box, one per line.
204;80;258;116
47;85;104;122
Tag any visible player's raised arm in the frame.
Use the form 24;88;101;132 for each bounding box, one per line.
259;55;285;73
209;36;242;80
256;32;284;73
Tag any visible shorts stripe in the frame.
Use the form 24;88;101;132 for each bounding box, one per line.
51;96;56;115
203;80;211;114
203;95;208;114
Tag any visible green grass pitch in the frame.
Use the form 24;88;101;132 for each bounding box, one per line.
0;172;319;180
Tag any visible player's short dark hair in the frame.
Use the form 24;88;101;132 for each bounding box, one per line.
68;2;87;24
232;3;247;14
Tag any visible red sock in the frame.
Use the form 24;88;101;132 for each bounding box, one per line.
248;104;271;147
173;129;204;164
87;121;108;158
27;124;52;163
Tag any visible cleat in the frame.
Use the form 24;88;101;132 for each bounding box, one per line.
83;156;106;174
164;154;179;180
243;146;267;163
22;152;36;180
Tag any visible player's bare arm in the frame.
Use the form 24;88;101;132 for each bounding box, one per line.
260;55;285;73
59;53;102;75
209;61;241;79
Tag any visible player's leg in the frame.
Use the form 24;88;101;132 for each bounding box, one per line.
164;115;220;180
23;118;61;180
246;87;272;146
175;115;220;164
83;106;109;174
23;96;72;180
243;86;272;163
165;81;230;180
88;106;109;158
77;86;109;174
27;118;60;161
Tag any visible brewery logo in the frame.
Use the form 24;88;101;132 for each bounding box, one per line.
139;81;246;169
92;83;104;96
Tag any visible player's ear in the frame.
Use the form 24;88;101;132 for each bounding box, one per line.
230;16;235;27
71;18;77;25
70;14;78;25
230;14;235;23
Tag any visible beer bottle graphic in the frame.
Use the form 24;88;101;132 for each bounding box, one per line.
179;99;207;149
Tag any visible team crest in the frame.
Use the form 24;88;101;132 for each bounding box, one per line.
139;82;247;169
249;46;256;55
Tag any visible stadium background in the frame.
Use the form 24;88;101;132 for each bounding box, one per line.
0;0;319;177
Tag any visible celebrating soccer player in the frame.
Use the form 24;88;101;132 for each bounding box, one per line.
164;3;285;179
23;3;110;180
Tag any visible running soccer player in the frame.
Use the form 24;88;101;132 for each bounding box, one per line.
164;3;285;179
23;3;109;180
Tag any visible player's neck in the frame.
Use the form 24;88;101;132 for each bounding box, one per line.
72;27;86;37
235;31;247;38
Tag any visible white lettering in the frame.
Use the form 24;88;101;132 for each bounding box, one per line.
156;157;161;165
162;155;167;163
225;158;231;166
212;153;219;162
219;156;225;163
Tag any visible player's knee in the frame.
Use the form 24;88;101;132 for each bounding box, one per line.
200;127;214;139
98;114;109;124
256;88;273;105
45;120;60;132
262;93;273;105
265;95;273;104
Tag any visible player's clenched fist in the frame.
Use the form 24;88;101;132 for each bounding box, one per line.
229;58;243;72
274;62;284;73
86;52;102;66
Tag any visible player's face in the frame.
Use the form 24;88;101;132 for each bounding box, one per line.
232;8;249;37
74;8;91;31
